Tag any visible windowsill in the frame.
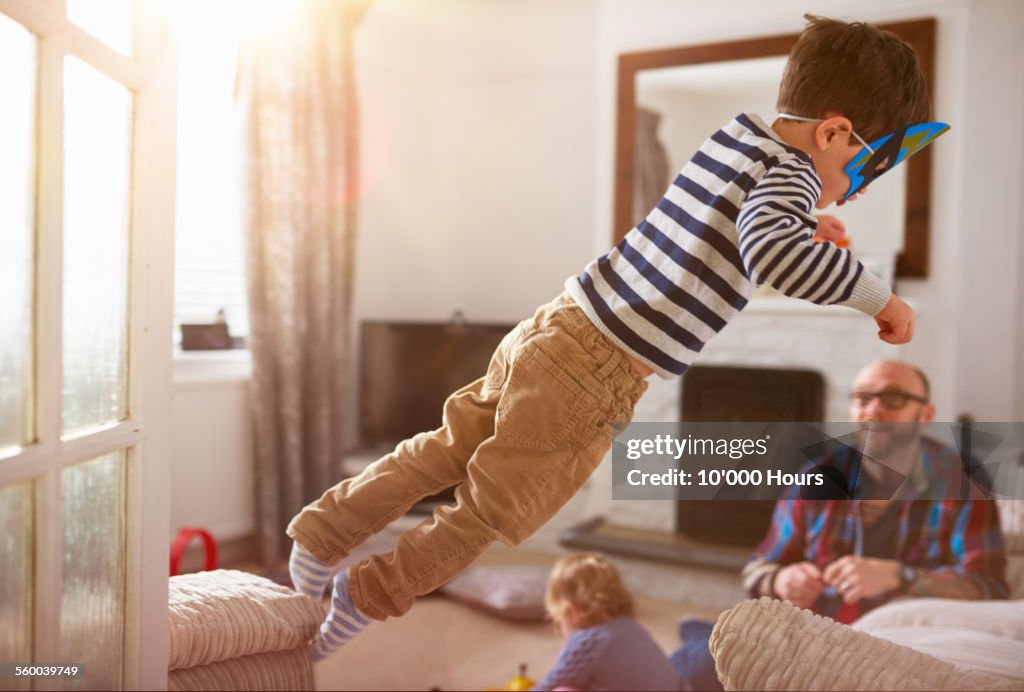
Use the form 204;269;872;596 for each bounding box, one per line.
173;347;252;386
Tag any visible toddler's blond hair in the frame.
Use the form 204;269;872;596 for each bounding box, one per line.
544;553;634;630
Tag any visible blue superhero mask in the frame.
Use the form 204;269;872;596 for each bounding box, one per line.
841;121;950;200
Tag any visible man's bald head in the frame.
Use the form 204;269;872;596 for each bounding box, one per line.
850;359;935;426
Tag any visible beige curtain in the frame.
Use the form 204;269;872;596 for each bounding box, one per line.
237;0;373;565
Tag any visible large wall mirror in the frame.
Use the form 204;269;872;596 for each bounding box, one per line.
614;19;936;278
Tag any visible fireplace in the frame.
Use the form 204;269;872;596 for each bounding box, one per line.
559;295;892;569
560;363;825;570
675;365;824;547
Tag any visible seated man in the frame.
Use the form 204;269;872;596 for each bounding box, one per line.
670;359;1009;691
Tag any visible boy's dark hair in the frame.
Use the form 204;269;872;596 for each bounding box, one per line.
777;14;931;141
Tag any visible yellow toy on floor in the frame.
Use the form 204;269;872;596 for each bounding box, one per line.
506;664;535;691
485;663;535;691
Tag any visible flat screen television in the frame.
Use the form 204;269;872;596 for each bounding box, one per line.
358;320;517;447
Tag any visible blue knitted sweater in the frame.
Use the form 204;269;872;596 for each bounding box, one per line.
533;616;681;691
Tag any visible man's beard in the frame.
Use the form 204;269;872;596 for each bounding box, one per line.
850;419;925;497
856;419;925;463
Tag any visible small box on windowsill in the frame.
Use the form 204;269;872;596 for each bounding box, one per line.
180;323;233;351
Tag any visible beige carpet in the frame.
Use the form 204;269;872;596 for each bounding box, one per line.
309;544;722;691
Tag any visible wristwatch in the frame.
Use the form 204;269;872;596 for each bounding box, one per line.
897;564;919;594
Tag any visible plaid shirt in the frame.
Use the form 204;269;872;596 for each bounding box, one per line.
742;437;1009;623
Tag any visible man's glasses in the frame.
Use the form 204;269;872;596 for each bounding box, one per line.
850;390;929;410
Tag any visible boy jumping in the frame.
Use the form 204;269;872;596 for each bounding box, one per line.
288;14;935;660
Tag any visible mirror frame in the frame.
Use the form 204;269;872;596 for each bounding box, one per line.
613;18;936;278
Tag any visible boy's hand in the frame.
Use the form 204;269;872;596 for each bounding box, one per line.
874;294;914;344
813;214;848;247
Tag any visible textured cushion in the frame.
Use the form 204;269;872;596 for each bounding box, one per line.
853;598;1024;681
438;565;549;622
168;569;323;670
168;648;313;691
709;597;1020;691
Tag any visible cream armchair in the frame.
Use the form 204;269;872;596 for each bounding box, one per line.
710;597;1023;691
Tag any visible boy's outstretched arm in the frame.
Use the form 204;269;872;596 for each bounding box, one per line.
736;159;911;344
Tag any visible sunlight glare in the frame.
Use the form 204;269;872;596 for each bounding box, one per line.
154;0;300;40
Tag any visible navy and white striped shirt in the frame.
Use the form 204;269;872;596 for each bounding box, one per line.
566;113;892;378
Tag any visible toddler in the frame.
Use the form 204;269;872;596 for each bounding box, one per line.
534;553;680;691
288;14;939;661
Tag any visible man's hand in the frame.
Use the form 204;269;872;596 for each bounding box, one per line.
773;562;825;609
822;556;901;604
813;214;849;247
874;294;915;344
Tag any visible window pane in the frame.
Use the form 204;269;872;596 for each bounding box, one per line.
174;23;249;340
0;16;36;449
63;57;132;435
67;0;134;56
0;481;33;679
60;452;126;690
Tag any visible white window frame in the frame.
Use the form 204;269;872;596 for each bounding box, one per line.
0;0;176;688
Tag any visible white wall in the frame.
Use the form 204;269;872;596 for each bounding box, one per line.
1018;125;1024;422
352;0;601;324
952;0;1024;422
170;353;255;543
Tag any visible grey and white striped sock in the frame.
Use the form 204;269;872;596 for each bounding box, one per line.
289;542;335;602
309;570;371;661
